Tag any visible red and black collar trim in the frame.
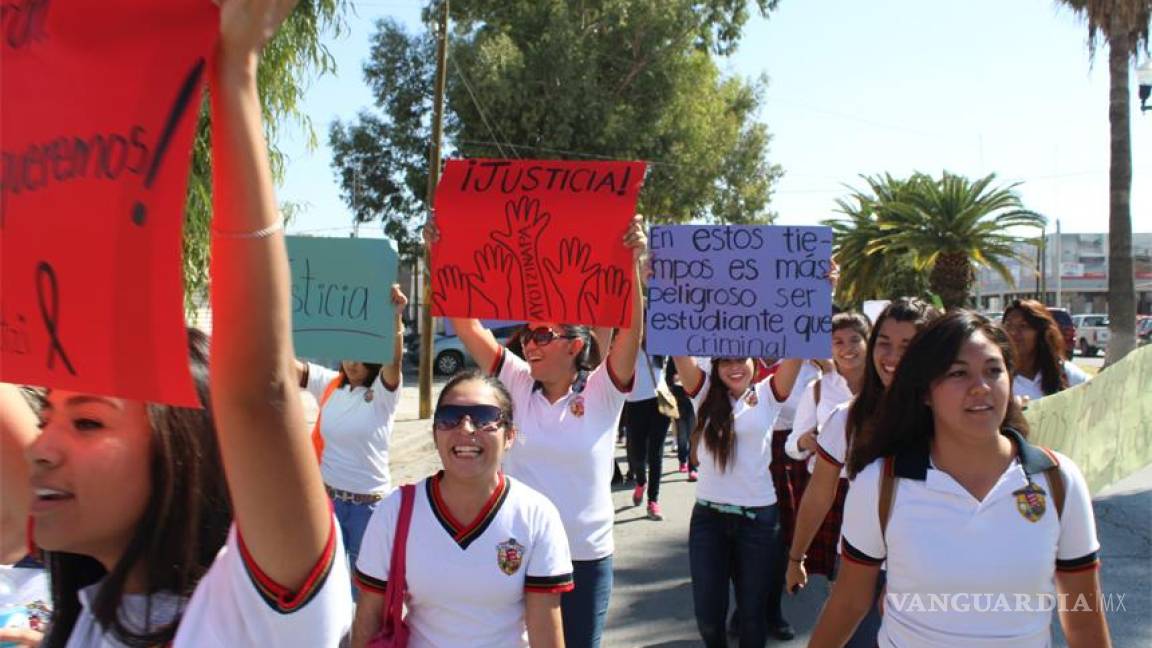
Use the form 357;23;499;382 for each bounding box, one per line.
427;471;510;550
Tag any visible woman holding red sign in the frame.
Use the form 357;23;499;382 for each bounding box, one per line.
28;3;351;645
426;215;646;648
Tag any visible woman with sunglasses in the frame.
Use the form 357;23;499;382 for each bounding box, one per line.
352;371;573;647
1001;299;1089;402
27;4;352;645
431;215;646;648
670;354;804;647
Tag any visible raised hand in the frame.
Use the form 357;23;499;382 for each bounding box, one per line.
390;283;409;309
431;265;472;315
469;244;517;318
217;0;298;65
545;237;601;321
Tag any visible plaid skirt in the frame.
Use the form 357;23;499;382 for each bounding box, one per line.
770;429;848;578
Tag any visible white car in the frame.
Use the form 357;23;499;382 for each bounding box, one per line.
1071;314;1110;357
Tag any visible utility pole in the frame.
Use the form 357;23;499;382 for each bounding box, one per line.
419;0;449;419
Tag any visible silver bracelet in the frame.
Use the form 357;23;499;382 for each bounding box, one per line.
212;221;284;240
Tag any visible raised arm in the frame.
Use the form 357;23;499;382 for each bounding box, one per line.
671;356;705;398
448;318;502;374
208;0;330;590
770;358;804;402
605;215;647;385
379;284;407;388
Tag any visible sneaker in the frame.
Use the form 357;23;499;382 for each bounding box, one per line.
688;469;699;482
632;484;644;506
647;501;663;521
678;462;689;473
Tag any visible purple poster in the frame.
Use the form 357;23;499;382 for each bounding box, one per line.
646;225;833;359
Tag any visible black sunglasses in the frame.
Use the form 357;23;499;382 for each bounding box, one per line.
522;326;578;347
433;404;506;433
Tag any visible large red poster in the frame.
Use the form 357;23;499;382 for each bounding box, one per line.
0;0;217;405
431;159;647;327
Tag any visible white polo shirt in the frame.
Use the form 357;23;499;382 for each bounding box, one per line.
493;348;631;561
786;370;856;472
306;363;401;494
687;374;786;507
840;430;1100;648
625;351;662;403
356;474;574;648
772;361;821;431
813;400;854;479
67;517;351;647
1012;361;1090;402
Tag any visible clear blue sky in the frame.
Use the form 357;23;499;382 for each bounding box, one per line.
277;0;1150;238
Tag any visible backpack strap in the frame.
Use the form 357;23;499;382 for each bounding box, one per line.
878;455;898;542
1044;464;1066;521
310;376;342;463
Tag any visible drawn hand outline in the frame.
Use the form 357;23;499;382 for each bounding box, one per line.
469;244;518;319
431;265;471;315
544;237;601;322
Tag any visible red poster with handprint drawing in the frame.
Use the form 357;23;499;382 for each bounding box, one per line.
431;159;646;327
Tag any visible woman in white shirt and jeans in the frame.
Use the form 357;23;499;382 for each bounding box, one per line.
295;285;406;574
673;355;803;647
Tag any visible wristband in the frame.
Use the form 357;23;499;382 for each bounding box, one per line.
788;554;806;563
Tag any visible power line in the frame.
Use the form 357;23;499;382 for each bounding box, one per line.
452;60;517;158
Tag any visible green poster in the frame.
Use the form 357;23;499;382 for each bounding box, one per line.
286;236;399;363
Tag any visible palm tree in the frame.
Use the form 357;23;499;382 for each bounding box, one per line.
1057;0;1150;366
826;174;928;306
876;172;1046;309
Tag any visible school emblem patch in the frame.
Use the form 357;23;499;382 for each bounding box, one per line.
744;390;758;407
569;395;585;418
1013;483;1047;522
497;538;525;575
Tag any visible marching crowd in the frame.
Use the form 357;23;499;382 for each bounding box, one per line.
0;2;1114;647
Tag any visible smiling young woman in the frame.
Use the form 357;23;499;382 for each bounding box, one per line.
351;371;572;648
26;3;353;645
809;311;1110;648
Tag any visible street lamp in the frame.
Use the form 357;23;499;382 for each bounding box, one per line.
1139;59;1152;113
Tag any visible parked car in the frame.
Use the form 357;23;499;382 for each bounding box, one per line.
406;324;522;375
1071;313;1110;357
1137;316;1152;347
982;311;1004;323
1046;308;1076;360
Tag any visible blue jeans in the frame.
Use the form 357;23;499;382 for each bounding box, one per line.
332;496;380;598
689;503;782;648
561;555;613;648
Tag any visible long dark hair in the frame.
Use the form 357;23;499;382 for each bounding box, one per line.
43;329;232;648
844;298;939;460
1003;299;1067;396
848;310;1030;477
693;359;749;472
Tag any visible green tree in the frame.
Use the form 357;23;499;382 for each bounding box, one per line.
1056;0;1150;365
329;0;783;258
183;0;348;311
826;174;929;306
828;172;1044;310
